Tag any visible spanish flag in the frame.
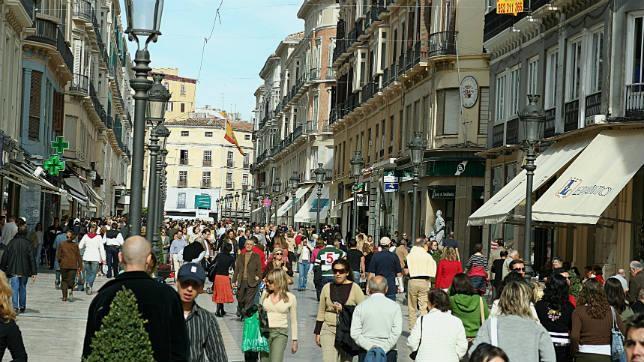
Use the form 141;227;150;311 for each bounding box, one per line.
224;119;245;156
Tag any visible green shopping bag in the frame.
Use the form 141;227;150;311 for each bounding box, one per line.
241;311;269;353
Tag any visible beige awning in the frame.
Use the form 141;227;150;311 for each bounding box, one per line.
532;129;644;224
276;185;313;217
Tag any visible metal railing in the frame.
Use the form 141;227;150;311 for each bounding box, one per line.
70;73;89;94
544;108;556;138
506;118;519;145
492;123;504;147
625;83;644;118
225;182;235;190
177;180;187;188
202;159;212;167
89;82;107;125
179;158;189;166
72;0;93;22
201;181;211;189
428;31;456;57
584;92;602;118
27;19;74;72
226;159;233;168
564;99;579;132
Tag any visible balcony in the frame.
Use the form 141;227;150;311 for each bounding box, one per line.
382;64;399;88
506;118;519;145
69;73;89;95
484;0;550;42
243;162;250;169
564;99;579;132
492;123;504;147
91;13;109;68
179;158;189;166
305;119;331;134
226;159;234;168
177;180;187;188
89;82;108;126
625;84;644;119
584;92;602;118
26;18;74;73
544;108;556;138
72;0;93;22
202;159;212;167
201;181;211;189
428;31;456;57
226;182;235;190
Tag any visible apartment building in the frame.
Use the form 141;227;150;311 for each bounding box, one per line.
153;67;197;119
470;0;644;272
253;0;338;226
164;117;254;220
330;0;489;255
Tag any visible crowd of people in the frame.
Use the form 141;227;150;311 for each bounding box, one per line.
1;213;644;361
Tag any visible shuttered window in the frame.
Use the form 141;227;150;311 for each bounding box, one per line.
28;71;43;141
53;91;64;135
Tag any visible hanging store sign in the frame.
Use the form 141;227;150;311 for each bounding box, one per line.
195;194;211;209
429;186;456;200
496;0;524;15
356;193;368;207
383;172;398;193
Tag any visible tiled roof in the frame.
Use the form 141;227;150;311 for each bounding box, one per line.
165;117;253;132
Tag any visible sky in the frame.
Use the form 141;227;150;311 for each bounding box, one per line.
127;0;304;121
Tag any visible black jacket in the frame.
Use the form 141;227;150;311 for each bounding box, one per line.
0;233;36;278
0;319;26;362
82;271;188;361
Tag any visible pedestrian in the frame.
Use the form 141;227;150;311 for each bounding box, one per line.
264;247;293;280
119;216;130;239
78;224;105;295
509;258;527;278
346;239;364;286
428;239;442;265
296;237;312;291
83;236;188;361
502;250;519;280
314;239;346;300
435;247;463;291
535;273;575;362
571;279;625;362
103;222;124;278
233;238;262;318
625;313;644;362
449;273;489;341
487;240;505;277
408;288;468;362
605;276;634;321
367;237;402;301
239;236;267;272
633;289;644;315
469;280;556;362
52;229;67;289
629;260;644;303
490;250;508;292
56;230;82;302
176;262;227;362
211;243;235;317
28;223;43;266
315;259;365;362
260;269;299;361
442;232;459;258
0;270;27;361
350;276;402;362
465;243;488;295
170;230;187;278
469;343;509;362
405;238;436;330
0;218;36;314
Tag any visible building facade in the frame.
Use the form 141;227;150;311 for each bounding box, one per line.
471;0;644;273
163;117;254;221
253;0;338;226
330;0;489;255
154;67;197;120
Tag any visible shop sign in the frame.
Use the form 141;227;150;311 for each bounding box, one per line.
430;186;456;200
356;193;368;206
497;0;524;15
383;172;398;193
195;209;210;220
195;194;211;209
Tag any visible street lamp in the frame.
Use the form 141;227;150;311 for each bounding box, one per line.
272;178;282;225
518;94;545;264
242;189;247;225
408;132;426;243
289;172;299;229
258;183;266;225
226;194;233;220
145;74;170;244
150;125;170;246
350;151;364;237
314;163;326;234
124;0;165;235
234;191;240;226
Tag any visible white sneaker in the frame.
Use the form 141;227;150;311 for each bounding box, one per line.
69;290;74;301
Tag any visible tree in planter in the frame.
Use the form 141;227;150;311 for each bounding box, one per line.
86;287;154;362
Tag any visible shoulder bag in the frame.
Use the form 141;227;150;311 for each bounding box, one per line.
611;306;627;362
409;315;423;360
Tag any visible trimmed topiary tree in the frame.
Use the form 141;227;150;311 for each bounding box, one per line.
85;287;155;362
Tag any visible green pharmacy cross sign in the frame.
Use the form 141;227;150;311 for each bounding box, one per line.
43;154;65;176
51;136;69;154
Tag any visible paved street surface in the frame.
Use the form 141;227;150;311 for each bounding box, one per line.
9;269;414;362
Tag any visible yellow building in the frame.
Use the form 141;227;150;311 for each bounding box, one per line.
162;116;254;220
153;68;197;119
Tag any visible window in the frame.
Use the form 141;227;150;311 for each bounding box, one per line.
545;48;559;109
243;174;249;187
353;49;368;91
205;131;213;137
202;171;211;188
180;150;189;165
227;151;234;167
630;16;644;84
28;71;43;141
181;130;189;137
226;172;233;189
244;134;251;140
437;88;460;135
167;102;173;112
494;73;507;123
589;30;604;93
178;171;187;187
494;65;520;122
527;56;539;95
509;67;520;117
180;103;185;113
177;192;186;208
479;87;490;135
378;29;387;73
180;83;186;95
243;154;250;169
203;150;212;166
567;37;583;100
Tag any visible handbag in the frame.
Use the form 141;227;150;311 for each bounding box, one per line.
335;305;364;356
241;311;269;353
409;315;423;360
257;293;270;337
611;307;627;362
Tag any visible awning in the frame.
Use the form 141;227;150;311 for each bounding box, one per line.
3;162;64;195
468;136;592;226
276;185;313;217
81;181;104;203
63;176;90;206
532;129;644;224
251;207;262;215
294;184;330;223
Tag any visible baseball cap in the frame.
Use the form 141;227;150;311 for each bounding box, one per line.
177;263;206;285
609;275;629;292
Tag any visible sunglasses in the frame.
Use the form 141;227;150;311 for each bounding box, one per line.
274;252;282;256
333;268;347;274
513;267;526;272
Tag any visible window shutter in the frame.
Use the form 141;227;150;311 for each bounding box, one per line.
28;71;43;141
53;91;64;135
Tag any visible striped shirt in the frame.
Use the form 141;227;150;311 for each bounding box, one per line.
185;303;228;362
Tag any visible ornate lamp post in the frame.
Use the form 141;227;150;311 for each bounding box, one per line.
234;191;240;226
314;163;326;234
350;151;364;237
242;189;247;224
226;194;233;220
218;196;223;221
258;184;266;225
124;0;165;235
518;95;545;264
145;75;170;244
272;178;282;225
150;125;170;246
408;132;426;243
289;172;299;229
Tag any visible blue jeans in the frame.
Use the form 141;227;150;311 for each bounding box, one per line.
83;261;99;288
298;261;310;289
10;276;28;309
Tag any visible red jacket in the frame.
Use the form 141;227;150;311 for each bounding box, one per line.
435;260;463;289
240;246;267;272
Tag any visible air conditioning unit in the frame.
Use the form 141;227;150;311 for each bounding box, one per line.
585;114;607;126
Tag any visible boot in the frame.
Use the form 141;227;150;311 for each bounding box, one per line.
215;304;223;317
219;304;226;316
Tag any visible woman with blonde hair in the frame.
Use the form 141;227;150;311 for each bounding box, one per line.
260;269;298;361
0;271;26;360
436;247;463;290
469;281;556;362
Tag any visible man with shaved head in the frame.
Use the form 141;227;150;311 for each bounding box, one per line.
82;236;188;361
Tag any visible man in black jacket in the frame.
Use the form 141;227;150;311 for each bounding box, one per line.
0;218;37;313
82;236;188;361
